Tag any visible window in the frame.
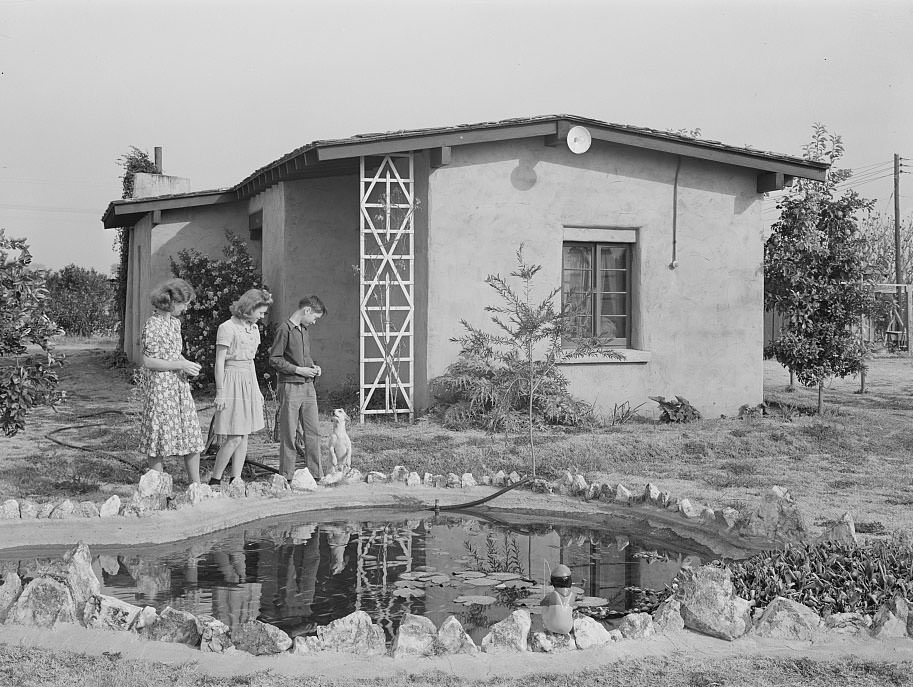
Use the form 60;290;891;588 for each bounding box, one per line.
249;210;263;242
562;242;631;347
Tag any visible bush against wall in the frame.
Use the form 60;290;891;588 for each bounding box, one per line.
0;229;65;436
114;147;158;351
45;264;117;337
169;231;272;387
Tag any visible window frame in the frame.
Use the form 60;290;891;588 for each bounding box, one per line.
561;240;633;348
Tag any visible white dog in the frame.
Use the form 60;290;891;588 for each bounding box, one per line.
329;408;352;472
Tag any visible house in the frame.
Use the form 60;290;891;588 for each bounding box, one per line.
102;114;827;419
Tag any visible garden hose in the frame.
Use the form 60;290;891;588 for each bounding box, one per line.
46;409;533;509
429;476;532;513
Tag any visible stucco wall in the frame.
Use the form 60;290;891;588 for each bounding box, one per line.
281;176;360;398
424;138;764;417
149;202;255;288
124;215;152;363
250;185;285;315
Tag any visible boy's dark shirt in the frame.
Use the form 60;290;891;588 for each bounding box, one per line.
269;319;315;384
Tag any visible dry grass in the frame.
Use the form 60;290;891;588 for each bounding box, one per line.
5;346;913;535
1;645;912;687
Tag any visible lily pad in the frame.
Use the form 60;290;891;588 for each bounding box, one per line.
575;596;609;607
413;565;437;572
394;580;426;588
453;571;488;578
426;575;452;585
393;587;425;598
487;572;523;580
453;595;497;606
398;572;423;580
496;579;533;589
463;577;499;587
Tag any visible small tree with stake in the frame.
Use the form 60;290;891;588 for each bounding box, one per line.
444;246;621;477
764;124;875;414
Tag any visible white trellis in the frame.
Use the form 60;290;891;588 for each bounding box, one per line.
359;154;415;421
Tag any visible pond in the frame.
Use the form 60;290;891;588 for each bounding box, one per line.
2;510;726;644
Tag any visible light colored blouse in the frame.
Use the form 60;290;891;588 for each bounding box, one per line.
215;317;261;361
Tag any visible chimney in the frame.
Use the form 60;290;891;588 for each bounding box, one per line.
154;146;163;174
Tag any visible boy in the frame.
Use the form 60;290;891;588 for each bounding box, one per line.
269;295;327;481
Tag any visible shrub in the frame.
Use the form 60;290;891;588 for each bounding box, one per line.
0;230;65;436
169;232;272;387
649;395;702;423
728;538;913;616
45;264;117;336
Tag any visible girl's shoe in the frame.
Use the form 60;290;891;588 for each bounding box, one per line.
208;476;222;487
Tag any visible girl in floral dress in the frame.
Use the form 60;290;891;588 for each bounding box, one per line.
209;288;273;485
139;278;204;484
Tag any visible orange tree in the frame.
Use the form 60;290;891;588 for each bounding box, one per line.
0;230;65;436
764;124;875;413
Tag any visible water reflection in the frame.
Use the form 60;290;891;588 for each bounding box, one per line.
2;515;711;644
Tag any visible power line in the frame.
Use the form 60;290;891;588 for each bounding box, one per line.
0;203;101;215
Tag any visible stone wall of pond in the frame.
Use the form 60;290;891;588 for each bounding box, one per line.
1;535;911;662
0;464;837;551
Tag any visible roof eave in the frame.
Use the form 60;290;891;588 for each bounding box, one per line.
101;191;235;229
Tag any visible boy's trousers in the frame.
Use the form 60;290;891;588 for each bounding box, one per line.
278;382;323;480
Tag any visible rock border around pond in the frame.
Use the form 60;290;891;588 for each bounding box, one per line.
0;465;827;551
0;543;910;664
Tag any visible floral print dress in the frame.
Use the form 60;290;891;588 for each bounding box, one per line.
138;312;204;457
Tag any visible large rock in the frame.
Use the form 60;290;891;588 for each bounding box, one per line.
446;473;461;488
33;542;102;614
530;631;577;652
0;499;20;519
738;486;808;543
139;606;201;646
460;473;477;488
481;610;531;653
18;500;38;519
817;512;858;546
825;612;870;635
675;565;752;640
49;499;77;519
83;594;143;631
343;468;364;485
366;471;388;484
652;597;685;635
77;501;100;518
619;612;656;639
492;470;506;487
290;468;317;491
99;495;122;517
232;619;292;655
319;471;345;487
436;615;478;655
0;572;23;622
752;597;821;640
138;469;173;498
316;610;386;656
391;466;410;483
715;507;741;530
871;595;910;639
406;472;422;487
292;635;325;654
614;483;632;504
572;615;613;649
36;502;56;519
198;615;233;653
678;499;704;519
7;577;78;627
570;474;588;496
391;613;437;658
644;483;662;504
226;477;246;499
268;474;290;496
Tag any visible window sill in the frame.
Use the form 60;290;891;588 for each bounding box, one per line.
558;349;651;364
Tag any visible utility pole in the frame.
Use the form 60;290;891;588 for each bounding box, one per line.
895;154;908;354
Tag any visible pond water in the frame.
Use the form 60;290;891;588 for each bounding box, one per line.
3;511;722;644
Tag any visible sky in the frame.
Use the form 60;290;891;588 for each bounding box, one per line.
1;0;912;273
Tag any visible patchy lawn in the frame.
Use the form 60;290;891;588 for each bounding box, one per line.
3;340;913;537
1;645;911;687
